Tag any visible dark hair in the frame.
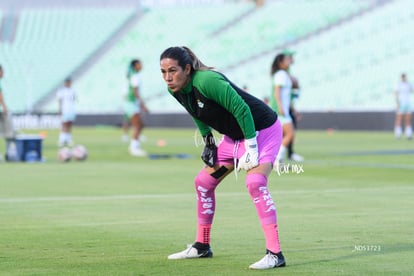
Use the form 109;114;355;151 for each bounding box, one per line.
128;59;141;77
130;59;140;68
270;53;287;76
160;46;212;73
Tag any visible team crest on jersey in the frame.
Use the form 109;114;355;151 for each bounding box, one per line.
197;99;204;108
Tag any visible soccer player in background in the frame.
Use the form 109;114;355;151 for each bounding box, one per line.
57;77;76;147
0;64;14;139
269;53;295;163
160;46;286;270
123;59;148;156
0;65;8;116
283;49;304;162
394;73;413;139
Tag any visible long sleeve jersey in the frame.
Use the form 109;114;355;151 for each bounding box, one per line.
169;70;277;140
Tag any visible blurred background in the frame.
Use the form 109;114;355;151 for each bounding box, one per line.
0;0;412;130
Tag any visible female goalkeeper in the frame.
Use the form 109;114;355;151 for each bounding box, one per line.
160;46;285;270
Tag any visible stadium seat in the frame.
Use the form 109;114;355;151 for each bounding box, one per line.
72;1;370;114
226;0;414;112
72;3;254;113
4;1;413;114
0;8;134;113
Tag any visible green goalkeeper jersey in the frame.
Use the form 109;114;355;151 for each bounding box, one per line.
169;70;277;140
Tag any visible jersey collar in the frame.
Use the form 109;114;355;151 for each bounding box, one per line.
181;75;194;94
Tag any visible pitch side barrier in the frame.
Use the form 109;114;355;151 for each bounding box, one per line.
8;113;195;130
8;112;407;131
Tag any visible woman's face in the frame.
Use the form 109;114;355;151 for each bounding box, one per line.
160;58;191;93
279;56;291;70
134;62;142;72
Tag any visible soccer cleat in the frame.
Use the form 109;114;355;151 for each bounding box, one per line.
249;250;286;270
405;127;413;140
168;243;213;260
129;147;147;157
394;127;402;139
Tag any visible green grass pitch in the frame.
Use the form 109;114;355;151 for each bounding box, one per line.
0;127;413;275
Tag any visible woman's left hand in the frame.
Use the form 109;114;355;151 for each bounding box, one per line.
237;137;259;171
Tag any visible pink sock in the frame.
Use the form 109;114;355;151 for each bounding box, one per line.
196;224;212;244
194;170;220;244
263;224;281;254
246;173;281;253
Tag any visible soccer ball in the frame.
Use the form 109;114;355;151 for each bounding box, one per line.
58;147;72;162
71;145;88;161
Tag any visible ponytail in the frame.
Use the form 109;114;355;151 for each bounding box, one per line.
160;46;213;73
181;46;212;71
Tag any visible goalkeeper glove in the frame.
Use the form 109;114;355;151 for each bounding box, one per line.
201;133;217;167
237;137;259;171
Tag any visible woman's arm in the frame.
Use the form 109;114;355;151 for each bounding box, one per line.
197;71;256;139
273;85;284;116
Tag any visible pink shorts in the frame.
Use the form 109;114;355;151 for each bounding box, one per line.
217;119;282;166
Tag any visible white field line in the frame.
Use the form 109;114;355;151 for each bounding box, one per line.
0;186;413;204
